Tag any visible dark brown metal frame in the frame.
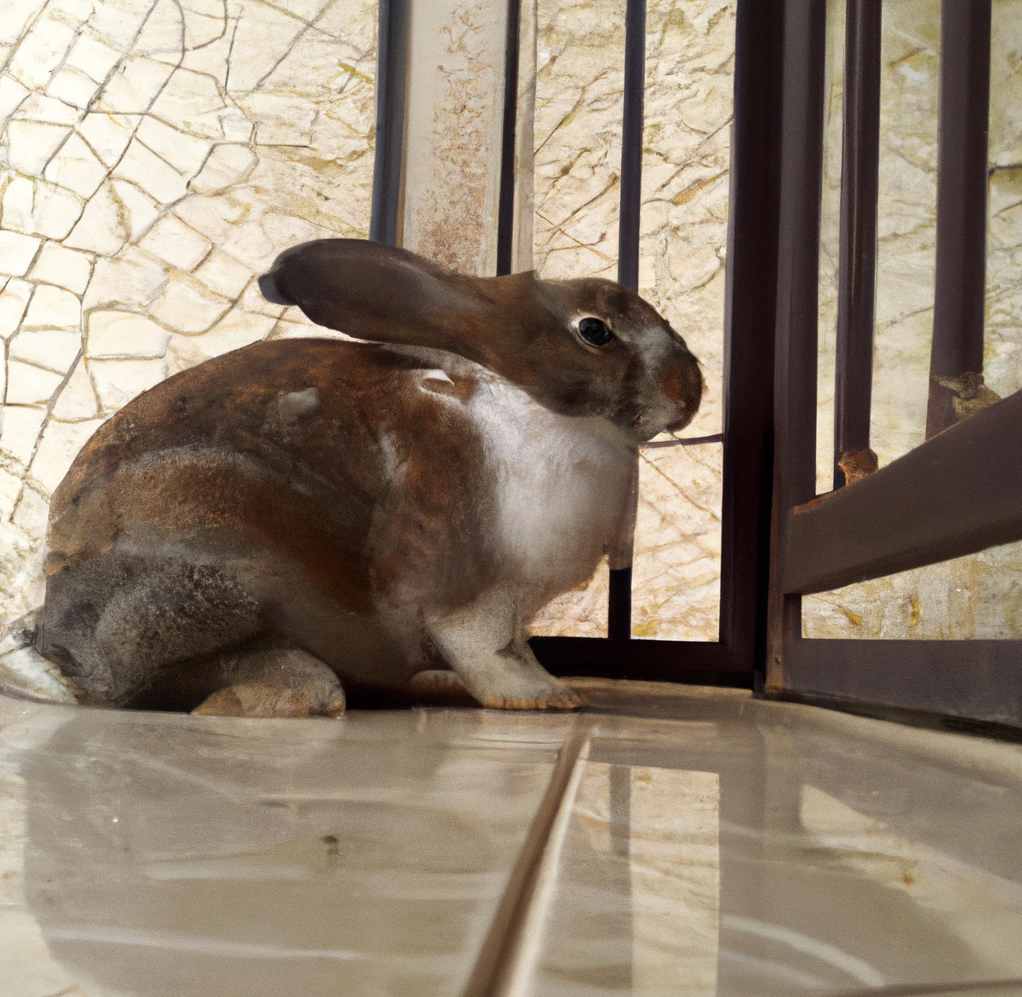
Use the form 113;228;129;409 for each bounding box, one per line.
767;0;1022;729
369;0;408;246
368;0;785;687
496;0;522;278
535;0;785;686
926;0;992;440
833;0;880;489
606;0;647;642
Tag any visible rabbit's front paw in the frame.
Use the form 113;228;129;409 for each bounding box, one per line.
462;664;584;711
427;602;584;711
480;680;583;711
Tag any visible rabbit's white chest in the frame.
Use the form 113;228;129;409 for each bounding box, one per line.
467;378;636;603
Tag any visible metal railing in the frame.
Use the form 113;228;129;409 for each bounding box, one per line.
768;0;1022;731
359;0;1022;726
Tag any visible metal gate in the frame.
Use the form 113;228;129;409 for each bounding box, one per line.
768;0;1022;731
368;0;1022;729
368;0;789;688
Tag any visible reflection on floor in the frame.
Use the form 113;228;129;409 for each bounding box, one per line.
3;681;1022;997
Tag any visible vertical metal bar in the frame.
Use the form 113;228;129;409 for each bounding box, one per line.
926;0;991;440
369;0;410;246
608;0;646;640
606;566;634;641
833;0;881;489
719;0;786;670
765;0;827;691
617;0;646;295
496;0;522;276
511;0;537;274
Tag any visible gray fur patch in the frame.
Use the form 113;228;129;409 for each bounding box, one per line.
275;387;320;423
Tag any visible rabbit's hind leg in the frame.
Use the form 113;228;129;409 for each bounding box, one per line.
39;555;265;708
426;591;581;710
192;645;346;718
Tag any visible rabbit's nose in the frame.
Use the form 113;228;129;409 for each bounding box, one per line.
663;353;703;430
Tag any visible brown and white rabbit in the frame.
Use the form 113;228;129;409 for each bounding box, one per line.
0;240;702;716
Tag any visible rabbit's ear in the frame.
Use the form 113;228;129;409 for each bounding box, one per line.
259;240;495;362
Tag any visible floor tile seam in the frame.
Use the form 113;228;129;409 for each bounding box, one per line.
460;718;591;997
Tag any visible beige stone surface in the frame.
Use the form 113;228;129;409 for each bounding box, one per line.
0;0;377;623
805;0;1022;640
0;231;40;276
401;0;507;275
28;242;92;293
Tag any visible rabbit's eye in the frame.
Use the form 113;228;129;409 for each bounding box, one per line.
578;317;614;347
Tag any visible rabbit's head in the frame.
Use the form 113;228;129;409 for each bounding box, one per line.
260;240;702;442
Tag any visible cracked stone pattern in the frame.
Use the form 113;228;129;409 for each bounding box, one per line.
806;0;1022;640
401;0;506;276
531;0;732;640
0;0;377;623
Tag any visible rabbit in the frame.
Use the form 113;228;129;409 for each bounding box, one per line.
0;239;702;717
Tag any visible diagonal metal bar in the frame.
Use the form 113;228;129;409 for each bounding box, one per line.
783;388;1022;596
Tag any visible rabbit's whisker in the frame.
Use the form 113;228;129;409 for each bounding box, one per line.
641;432;723;449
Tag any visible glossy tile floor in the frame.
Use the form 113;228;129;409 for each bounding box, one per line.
3;681;1022;997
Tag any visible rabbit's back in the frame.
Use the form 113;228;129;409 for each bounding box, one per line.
50;338;395;527
45;339;503;614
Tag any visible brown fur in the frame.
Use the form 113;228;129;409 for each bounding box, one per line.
48;340;495;616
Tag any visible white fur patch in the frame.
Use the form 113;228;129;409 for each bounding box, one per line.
274;387;320;423
377;348;637;622
465;374;636;614
420;369;454;385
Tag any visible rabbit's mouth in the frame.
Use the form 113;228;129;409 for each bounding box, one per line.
631;394;699;442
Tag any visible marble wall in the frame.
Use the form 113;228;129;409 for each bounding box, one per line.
0;0;377;623
805;0;1022;640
